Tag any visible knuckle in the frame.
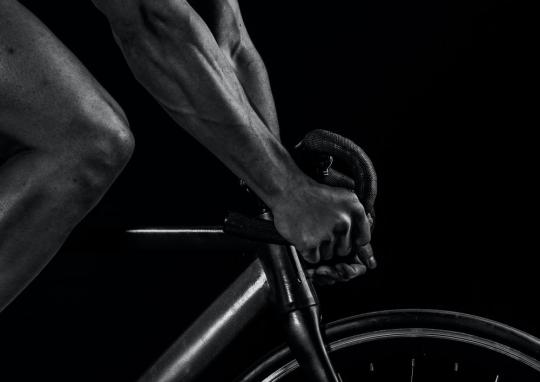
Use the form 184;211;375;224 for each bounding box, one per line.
355;205;369;223
296;236;312;251
357;218;371;236
339;213;352;226
306;240;319;252
334;213;351;232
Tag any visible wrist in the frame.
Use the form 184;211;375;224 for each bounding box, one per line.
262;166;313;211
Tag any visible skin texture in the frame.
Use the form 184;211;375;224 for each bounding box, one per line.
0;0;134;312
0;0;374;312
202;0;280;137
91;0;376;284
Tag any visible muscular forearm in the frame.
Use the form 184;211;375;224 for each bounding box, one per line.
98;1;304;206
92;0;376;284
209;0;280;137
232;43;280;138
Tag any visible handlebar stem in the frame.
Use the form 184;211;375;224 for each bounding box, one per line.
259;244;339;382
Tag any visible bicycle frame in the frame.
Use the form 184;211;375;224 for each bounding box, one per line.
127;228;540;382
140;257;269;382
129;228;339;382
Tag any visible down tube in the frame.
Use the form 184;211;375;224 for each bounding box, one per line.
139;258;270;382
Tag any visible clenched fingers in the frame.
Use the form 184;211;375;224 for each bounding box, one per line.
357;243;376;269
307;260;367;285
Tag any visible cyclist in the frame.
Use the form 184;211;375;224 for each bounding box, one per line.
0;0;375;312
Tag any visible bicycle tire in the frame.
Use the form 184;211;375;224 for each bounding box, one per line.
236;309;540;381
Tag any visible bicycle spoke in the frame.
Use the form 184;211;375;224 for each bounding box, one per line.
410;358;415;382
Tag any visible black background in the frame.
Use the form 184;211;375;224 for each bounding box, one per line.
0;1;537;381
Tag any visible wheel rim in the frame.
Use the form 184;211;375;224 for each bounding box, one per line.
263;329;540;381
239;310;540;382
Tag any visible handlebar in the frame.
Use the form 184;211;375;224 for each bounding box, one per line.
223;129;377;244
224;130;377;382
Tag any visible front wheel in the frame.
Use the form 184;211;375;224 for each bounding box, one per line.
237;309;540;381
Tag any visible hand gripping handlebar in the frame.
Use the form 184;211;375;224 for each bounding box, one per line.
224;129;377;243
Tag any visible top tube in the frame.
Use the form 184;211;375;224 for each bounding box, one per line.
126;226;258;253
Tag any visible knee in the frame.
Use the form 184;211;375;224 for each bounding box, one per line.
57;99;135;198
85;105;135;173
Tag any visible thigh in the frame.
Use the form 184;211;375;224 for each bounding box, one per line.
0;0;120;149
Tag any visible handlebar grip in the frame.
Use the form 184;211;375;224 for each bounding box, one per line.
297;129;377;214
223;212;360;267
223;169;356;245
324;168;355;190
224;130;377;245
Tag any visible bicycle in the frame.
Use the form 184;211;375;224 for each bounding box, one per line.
127;130;540;382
